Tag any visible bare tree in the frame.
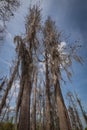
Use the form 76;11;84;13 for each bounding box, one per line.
0;77;6;91
68;105;77;130
32;70;37;130
14;5;41;130
43;17;71;130
45;45;52;130
75;92;87;124
67;91;83;130
0;0;20;25
0;60;19;114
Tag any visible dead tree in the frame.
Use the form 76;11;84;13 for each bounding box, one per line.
32;70;37;130
67;91;83;130
45;46;52;130
0;0;20;25
75;92;87;124
14;5;41;130
0;60;19;114
68;105;77;130
0;77;6;91
43;17;71;130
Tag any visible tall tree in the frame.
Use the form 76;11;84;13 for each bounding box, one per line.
45;45;52;130
67;91;83;130
0;60;19;114
75;92;87;124
43;17;71;130
14;5;41;130
12;6;83;130
68;105;77;130
32;70;37;130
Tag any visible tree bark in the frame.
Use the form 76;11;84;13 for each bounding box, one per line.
55;78;72;130
76;95;87;124
45;50;53;130
32;72;37;130
0;60;19;114
18;75;31;130
18;43;32;130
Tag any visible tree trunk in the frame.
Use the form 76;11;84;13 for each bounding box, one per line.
45;50;52;130
18;76;31;130
0;60;19;114
76;95;87;124
0;77;6;91
68;106;77;130
42;91;45;130
55;78;71;130
32;72;37;130
68;92;83;130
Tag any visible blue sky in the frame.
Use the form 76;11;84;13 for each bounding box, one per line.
0;0;87;126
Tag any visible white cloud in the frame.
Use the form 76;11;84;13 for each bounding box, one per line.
58;41;66;52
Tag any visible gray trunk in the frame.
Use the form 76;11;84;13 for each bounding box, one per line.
55;79;71;130
19;76;31;130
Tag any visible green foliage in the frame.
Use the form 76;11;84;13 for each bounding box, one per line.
0;122;14;130
85;127;87;130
